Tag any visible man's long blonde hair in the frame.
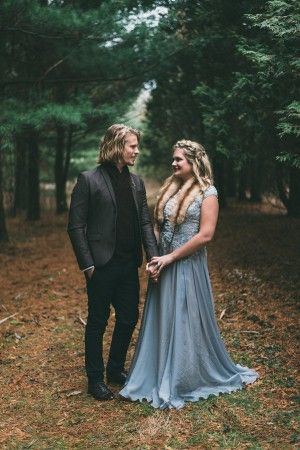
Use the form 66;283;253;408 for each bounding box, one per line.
98;124;140;164
154;140;214;226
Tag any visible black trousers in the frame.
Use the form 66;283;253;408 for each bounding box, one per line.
85;260;139;383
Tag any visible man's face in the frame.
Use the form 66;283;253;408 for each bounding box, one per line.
119;133;139;168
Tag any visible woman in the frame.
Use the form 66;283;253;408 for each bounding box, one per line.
119;139;258;409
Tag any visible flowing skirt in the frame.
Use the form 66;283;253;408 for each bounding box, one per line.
119;250;258;409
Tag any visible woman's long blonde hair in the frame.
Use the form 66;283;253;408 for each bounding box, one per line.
154;140;213;225
97;124;140;164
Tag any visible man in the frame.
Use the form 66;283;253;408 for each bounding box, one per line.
68;124;158;400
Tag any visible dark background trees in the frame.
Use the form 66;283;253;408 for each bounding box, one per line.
0;0;160;238
141;0;299;212
0;0;299;241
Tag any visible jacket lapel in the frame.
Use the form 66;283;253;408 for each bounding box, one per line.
99;166;116;206
130;174;139;213
99;166;138;212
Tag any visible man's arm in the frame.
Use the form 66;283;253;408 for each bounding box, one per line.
139;178;159;260
67;173;95;271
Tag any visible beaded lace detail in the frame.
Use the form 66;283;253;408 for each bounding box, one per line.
160;185;218;255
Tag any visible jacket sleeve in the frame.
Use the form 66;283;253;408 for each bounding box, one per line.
67;173;94;270
139;178;159;261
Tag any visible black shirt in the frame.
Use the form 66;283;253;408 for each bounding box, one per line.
102;162;138;264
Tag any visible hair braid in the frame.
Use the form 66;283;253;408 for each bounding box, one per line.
154;139;214;226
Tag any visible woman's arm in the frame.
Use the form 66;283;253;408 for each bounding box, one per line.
150;195;219;273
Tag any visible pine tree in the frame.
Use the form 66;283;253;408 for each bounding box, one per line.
0;0;160;239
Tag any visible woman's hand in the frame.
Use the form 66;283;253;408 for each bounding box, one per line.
146;262;159;282
150;254;174;276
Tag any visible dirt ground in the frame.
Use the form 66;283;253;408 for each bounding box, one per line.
0;200;299;449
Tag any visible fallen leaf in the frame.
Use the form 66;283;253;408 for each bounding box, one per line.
52;290;69;297
78;316;86;326
219;308;226;320
66;390;82;397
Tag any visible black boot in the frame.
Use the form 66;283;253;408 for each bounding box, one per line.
88;381;114;400
107;370;128;386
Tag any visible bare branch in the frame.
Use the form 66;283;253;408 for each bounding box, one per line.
42;59;64;79
0;313;18;325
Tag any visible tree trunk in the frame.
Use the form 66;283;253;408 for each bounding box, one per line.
213;154;227;208
275;164;289;209
0;142;9;242
55;125;68;214
238;165;248;201
13;133;27;216
250;159;262;202
287;167;300;218
63;125;73;205
226;158;237;198
27;129;40;221
64;126;73;181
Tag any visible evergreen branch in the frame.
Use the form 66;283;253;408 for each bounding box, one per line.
0;26;118;42
0;75;137;86
0;26;68;39
0;45;186;87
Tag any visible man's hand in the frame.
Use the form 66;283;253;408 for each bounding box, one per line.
84;267;95;281
146;262;159;282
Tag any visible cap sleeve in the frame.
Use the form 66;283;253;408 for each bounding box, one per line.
203;185;218;199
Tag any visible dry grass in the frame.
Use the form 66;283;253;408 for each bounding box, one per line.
0;200;299;449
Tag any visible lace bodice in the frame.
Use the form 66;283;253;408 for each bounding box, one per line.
159;185;218;255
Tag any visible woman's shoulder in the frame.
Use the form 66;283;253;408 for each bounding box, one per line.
203;185;218;199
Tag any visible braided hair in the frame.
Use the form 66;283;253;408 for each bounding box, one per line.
154;140;213;226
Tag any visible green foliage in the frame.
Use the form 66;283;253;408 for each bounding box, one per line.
140;1;267;177
0;0;299;216
278;102;300;139
0;0;163;200
247;0;300;37
0;98;100;131
141;0;299;191
276;152;300;169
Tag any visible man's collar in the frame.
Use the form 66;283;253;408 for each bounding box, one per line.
102;161;129;175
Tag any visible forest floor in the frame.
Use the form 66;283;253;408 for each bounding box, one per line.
0;199;299;449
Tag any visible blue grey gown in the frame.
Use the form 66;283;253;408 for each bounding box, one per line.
119;186;258;409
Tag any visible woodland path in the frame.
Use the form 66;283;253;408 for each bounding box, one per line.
0;202;299;449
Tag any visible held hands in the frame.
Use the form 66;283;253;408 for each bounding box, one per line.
146;262;159;282
146;254;174;282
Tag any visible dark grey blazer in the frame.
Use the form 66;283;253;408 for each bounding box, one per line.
67;165;158;270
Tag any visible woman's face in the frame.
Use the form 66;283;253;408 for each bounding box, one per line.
172;148;193;181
